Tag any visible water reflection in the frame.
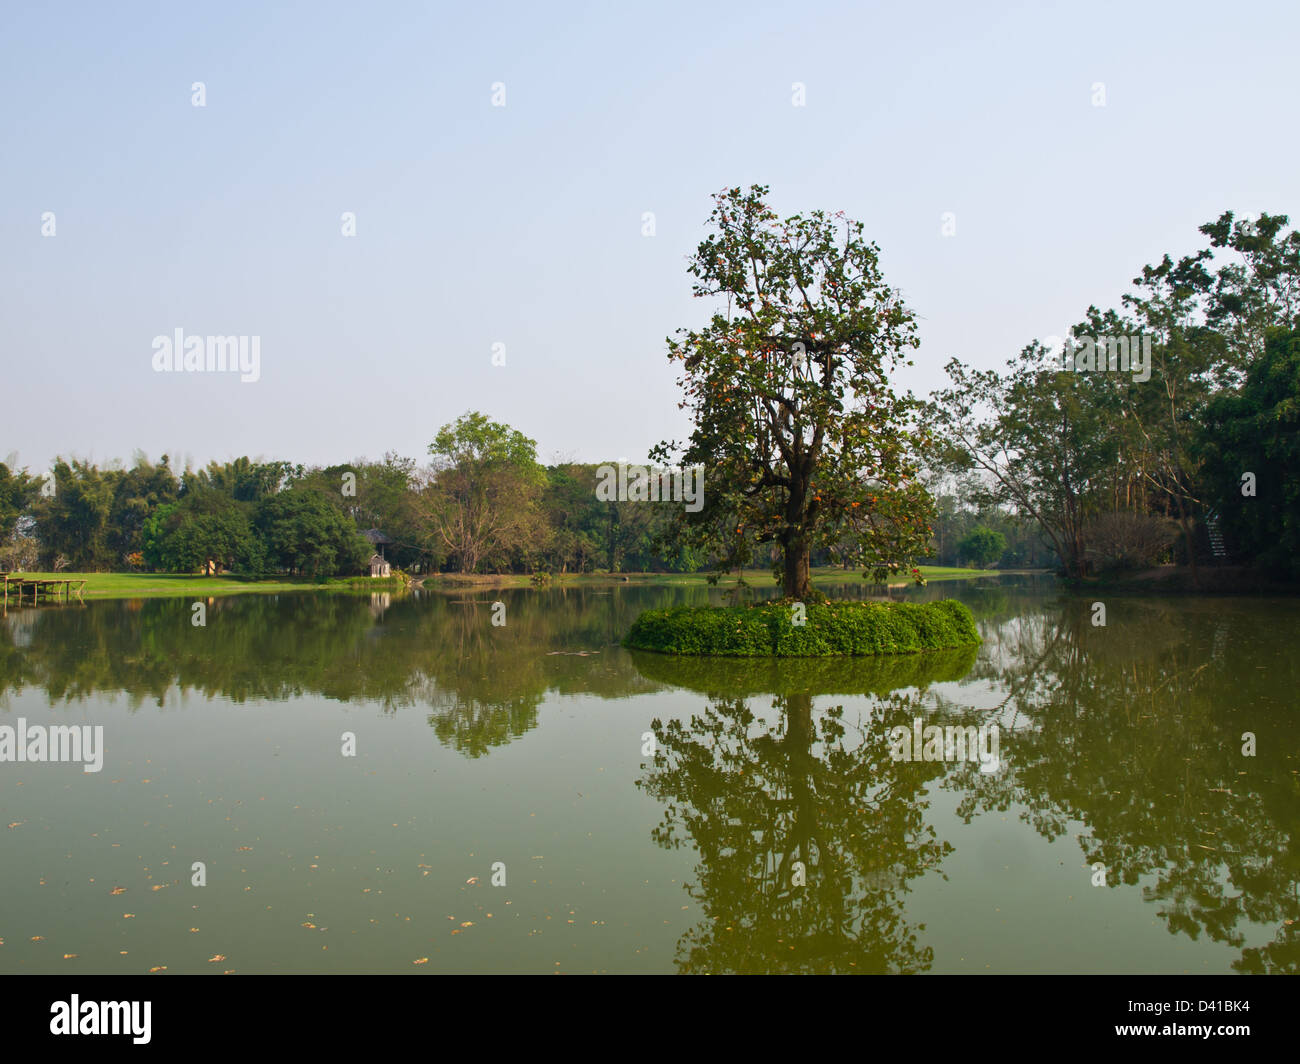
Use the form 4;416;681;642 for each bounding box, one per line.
1;577;1296;972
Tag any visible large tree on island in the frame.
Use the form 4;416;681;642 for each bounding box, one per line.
651;185;935;600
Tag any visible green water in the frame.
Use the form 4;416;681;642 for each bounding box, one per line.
1;577;1296;974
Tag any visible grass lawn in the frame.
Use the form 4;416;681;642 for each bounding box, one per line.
422;564;997;589
3;572;396;600
4;565;1001;601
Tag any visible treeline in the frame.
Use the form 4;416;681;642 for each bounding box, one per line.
0;455;692;578
931;210;1300;579
0;413;728;577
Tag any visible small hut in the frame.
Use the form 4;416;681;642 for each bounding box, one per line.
364;528;393;578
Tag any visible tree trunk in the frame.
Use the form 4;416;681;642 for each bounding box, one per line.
783;538;812;599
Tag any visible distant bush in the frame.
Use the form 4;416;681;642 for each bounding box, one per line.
957;526;1006;569
624;599;980;657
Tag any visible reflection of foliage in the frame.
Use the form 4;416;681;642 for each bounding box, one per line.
954;594;1300;972
638;687;960;973
0;587;681;758
629;643;975;698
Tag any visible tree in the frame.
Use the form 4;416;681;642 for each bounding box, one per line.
31;459;119;570
108;453;179;563
652;185;934;599
1198;327;1300;577
255;488;370;577
931;344;1118;579
424;411;545;574
0;462;40;543
143;491;264;574
957;526;1006;569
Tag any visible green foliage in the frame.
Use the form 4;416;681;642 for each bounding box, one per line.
142;492;264;574
652;184;935;598
1199;327;1300;577
933;210;1300;579
425;411;546;574
956;526;1006;568
624;598;979;657
0;462;41;542
255;487;371;578
31;459;118;570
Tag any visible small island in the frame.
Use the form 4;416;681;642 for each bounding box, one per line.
623;186;973;655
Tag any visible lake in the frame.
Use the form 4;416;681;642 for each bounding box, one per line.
1;576;1296;974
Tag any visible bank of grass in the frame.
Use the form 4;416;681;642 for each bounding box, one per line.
424;564;993;590
9;564;996;601
4;572;405;600
624;598;981;657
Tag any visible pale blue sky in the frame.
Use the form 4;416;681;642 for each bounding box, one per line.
4;0;1297;474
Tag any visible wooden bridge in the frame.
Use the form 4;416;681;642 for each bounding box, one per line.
1;574;87;606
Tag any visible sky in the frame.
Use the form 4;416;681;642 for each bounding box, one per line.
3;0;1298;475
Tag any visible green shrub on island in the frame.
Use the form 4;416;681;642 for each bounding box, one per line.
624;599;980;657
